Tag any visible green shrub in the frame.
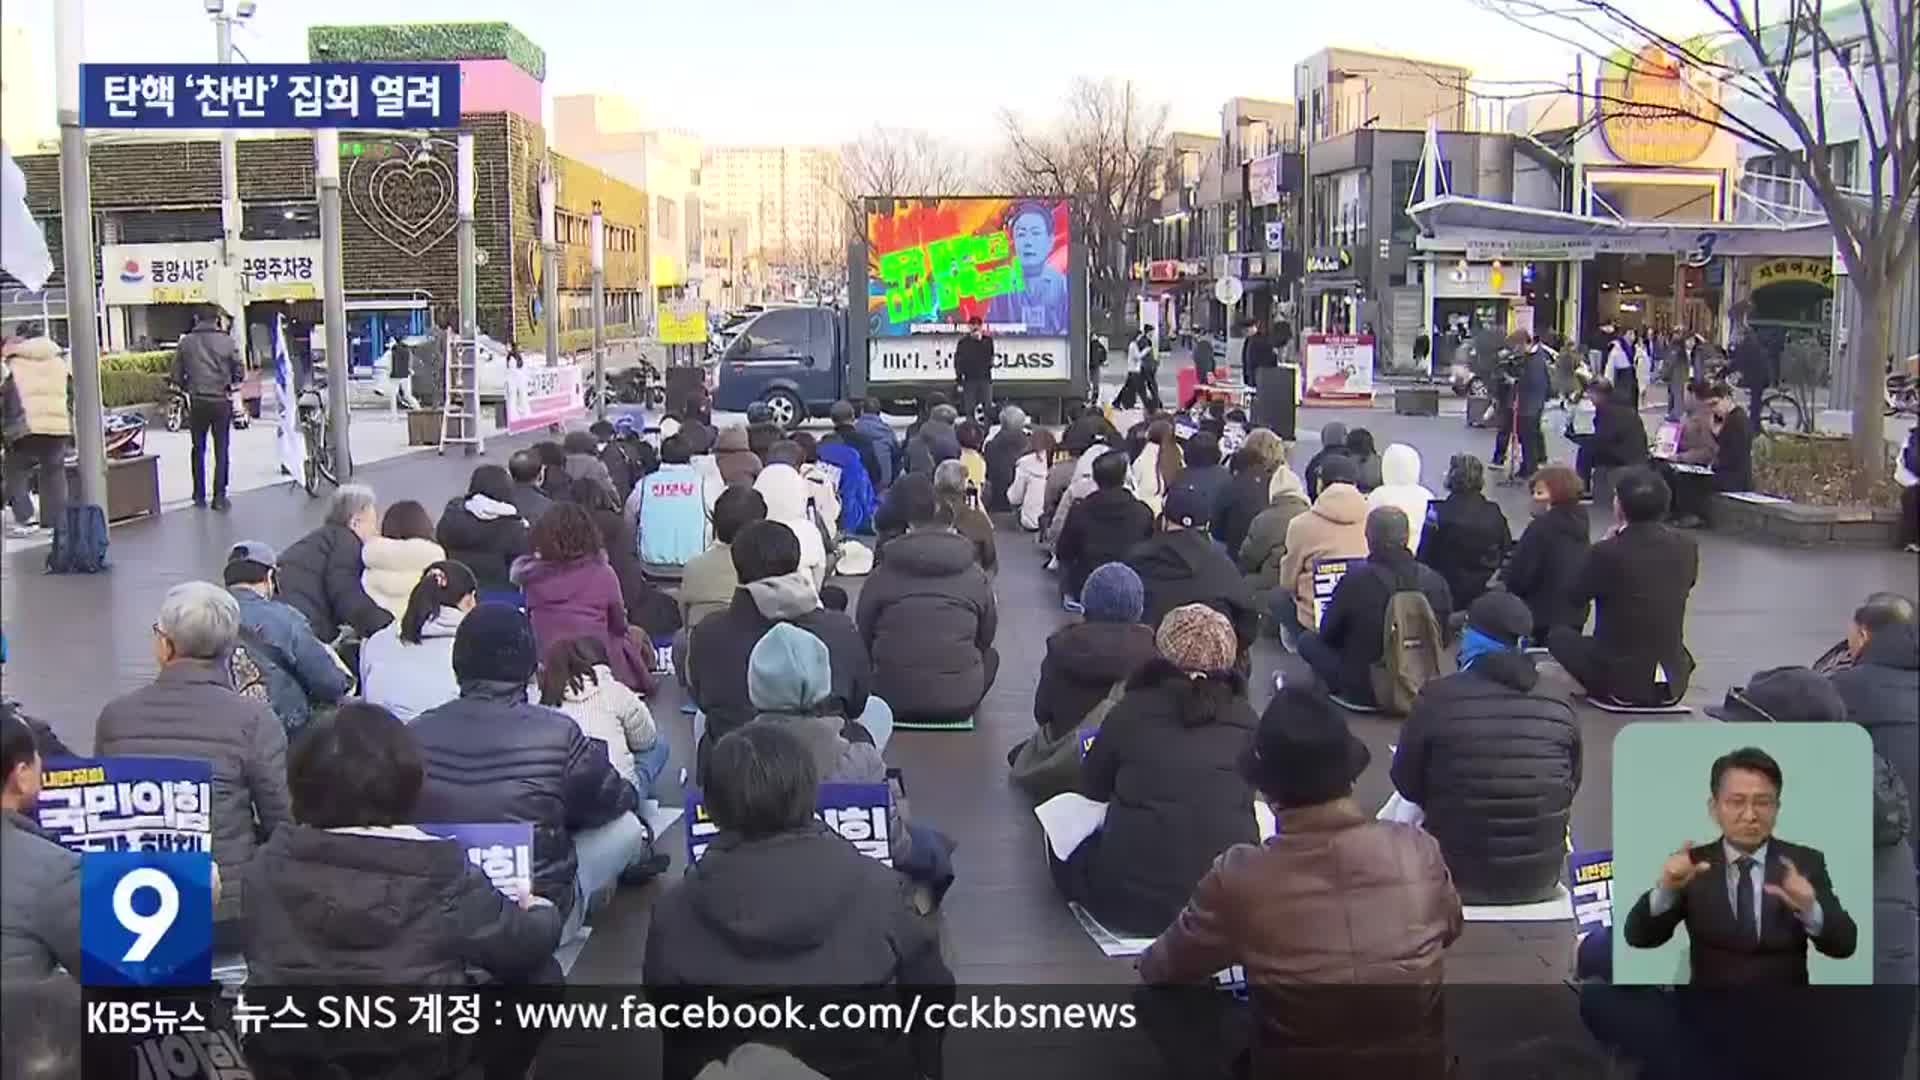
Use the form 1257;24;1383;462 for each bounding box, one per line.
306;23;546;80
101;350;174;375
1753;431;1897;509
102;371;169;408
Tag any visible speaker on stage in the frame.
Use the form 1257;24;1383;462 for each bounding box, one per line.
1256;365;1297;441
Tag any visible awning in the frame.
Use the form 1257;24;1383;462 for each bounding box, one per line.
1407;194;1833;259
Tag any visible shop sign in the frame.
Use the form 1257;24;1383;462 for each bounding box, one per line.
1750;256;1834;291
1433;261;1522;299
1599;45;1722;166
1248;154;1283;207
1147;260;1182;283
1305;250;1351;275
1465;236;1598;261
102;240;323;305
237;239;322;301
1302;333;1374;400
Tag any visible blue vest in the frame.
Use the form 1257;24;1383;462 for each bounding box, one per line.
636;463;707;568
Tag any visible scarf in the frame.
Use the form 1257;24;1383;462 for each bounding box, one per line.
1457;626;1517;671
465;493;520;521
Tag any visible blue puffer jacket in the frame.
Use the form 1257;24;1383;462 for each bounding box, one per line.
228;587;352;735
817;440;876;533
409;681;637;918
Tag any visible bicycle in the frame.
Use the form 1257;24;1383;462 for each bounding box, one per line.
297;380;338;496
1714;365;1806;435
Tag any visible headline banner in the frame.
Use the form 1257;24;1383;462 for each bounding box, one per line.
81;63;460;129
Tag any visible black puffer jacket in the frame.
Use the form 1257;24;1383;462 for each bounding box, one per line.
276;524;394;638
984;425;1028;512
410;682;637;918
1417;491;1513;609
856;529;998;722
1033;620;1160;739
1057;488;1154;597
1126;528;1259;652
1077;662;1258;936
1504;503;1591;639
1389;651;1581;904
436;497;531;593
645;825;954;1080
1212;465;1274;555
1832;622;1920;828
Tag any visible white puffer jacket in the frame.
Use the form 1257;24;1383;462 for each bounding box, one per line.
360;536;448;620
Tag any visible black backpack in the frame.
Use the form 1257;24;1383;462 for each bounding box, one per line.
45;504;109;574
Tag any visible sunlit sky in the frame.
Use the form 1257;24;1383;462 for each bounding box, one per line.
4;0;1742;145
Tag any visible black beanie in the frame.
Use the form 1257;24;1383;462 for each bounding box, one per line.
452;603;538;684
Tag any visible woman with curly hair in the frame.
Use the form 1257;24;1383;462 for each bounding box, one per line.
511;503;652;692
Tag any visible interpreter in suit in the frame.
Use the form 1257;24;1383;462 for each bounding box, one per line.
1623;745;1858;987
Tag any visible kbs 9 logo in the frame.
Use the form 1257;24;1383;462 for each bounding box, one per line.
80;852;213;986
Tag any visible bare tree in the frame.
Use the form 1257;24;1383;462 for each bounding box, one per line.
840;127;973;213
996;78;1170;334
1478;0;1918;492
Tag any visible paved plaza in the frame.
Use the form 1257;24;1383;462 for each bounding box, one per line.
1;365;1911;1075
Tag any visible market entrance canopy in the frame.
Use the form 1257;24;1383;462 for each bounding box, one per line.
1407;194;1833;261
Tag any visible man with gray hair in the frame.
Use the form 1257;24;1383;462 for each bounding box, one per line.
94;581;292;934
983;404;1029;512
1296;506;1453;709
907;404;962;477
933;458;998;574
275;484;393;641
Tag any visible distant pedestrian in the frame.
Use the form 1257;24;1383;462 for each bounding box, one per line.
1192;331;1215;387
173;310;245;510
2;331;71;537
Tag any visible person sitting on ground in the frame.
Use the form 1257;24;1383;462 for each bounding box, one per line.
411;604;644;945
1503;463;1591;644
1829;594;1919;831
513;503;652;693
1054;604;1258;936
1167;430;1231;523
819;585;849;612
1238;452;1311;609
1;706;80;978
629;434;712;581
561;431;616;502
539;637;668;802
934;458;998;575
242;702;562;1079
360;499;448;621
955;420;990;496
1297;506;1453;709
1391;592;1580;904
436;464;531;600
1031;562;1161;741
1571;378;1649;490
1667;383;1753;528
783;435;844;541
1368;443;1434;549
1139;685;1462;1079
1274;455;1370;647
855;398;902;490
1344;427;1384;492
812;429;875;535
589;419;636;501
1301;421;1351;500
1006;427;1058;532
1815;592;1916;674
1213;429;1286;556
359;560;476;722
744;403;781;461
1056;450;1155;610
276;484;395;641
1128;484;1260;657
96;582;292;931
1129;418;1184;518
983;406;1029;512
675;486;768;677
1417;453;1513;609
688;521;882;782
643;721;953;1080
575;475;679;644
1547;466;1697;706
906;403;962;476
535;441;573;503
857;479;999;728
829;400;885;490
1670;379;1719;466
754;451;832;588
224;540;352;735
1041;427;1120;550
713;424;764;487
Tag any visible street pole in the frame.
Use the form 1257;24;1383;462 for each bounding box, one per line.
590;201;606;421
314;129;351;479
539;162;559;367
214;10;247;364
54;0;105;510
456;131;479;454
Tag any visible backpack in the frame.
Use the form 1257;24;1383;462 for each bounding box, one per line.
1008;680;1127;803
45;504;108;574
1368;564;1444;715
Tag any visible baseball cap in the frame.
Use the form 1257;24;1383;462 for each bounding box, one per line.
1163;483;1214;529
227;540;278;569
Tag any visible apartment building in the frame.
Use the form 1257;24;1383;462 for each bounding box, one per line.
702;145;844;276
1292;47;1471;145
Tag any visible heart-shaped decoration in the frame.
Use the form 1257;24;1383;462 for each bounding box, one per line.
347;150;460;258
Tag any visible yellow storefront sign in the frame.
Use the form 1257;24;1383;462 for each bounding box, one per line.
1600;44;1722;166
658;302;708;345
1749;257;1834;291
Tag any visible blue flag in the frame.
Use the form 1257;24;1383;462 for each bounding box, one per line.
274;315;306;481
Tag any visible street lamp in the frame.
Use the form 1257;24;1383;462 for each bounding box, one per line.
208;0;254;363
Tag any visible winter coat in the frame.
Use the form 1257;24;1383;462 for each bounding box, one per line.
1316;550;1454;705
1;810;80;979
1278;484;1371;627
688;575;873;761
1032;620;1160;740
1713;406;1755;492
1239;490;1311;598
816;441;874;533
1868;752;1919;987
1302;445;1351;501
1367;445;1434;550
832;420;886;489
2;336;70;442
1674;401;1719;465
1417;490;1513;609
905;420;961;477
1570;522;1699;703
1504;502;1591;639
678;543;739;631
856;529;998;723
1587;396;1649;469
1390;650;1581;904
853;415;900;489
1126;528;1260;653
1212;464;1275;556
229;587;352;734
1516;344;1552;416
1168;463;1231;524
643;825;953;1080
1832;623;1920;837
1130;443;1175;517
1139;801;1462;1080
358;606;464;722
172;325;243;398
513;552;649;692
277;524;395;640
1038;458;1077;543
1006;452;1052;530
360;536;447;621
1057;487;1155;597
437;494;531;593
1076;662;1259;935
411;681;637;918
565;453;616;501
953;332;995;382
632;462;711;572
585;505;679;637
554;663;658;789
756;465;830;588
984;424;1028;512
713;427;763;487
94;660;293;924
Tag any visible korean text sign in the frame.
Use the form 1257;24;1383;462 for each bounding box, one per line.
505;362;585;434
1569;848;1614;942
35;756;213;854
416;823;535;900
687;783;892;866
866;197;1072;337
81;63;460;129
1310;557;1355;628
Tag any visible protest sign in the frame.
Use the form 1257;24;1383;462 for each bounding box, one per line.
687;783;892;866
1569;848;1615;942
1310;556;1356;627
417;823;535;900
35;757;213;854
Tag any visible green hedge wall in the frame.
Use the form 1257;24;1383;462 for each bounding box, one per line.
307;23;547;81
102;350;173;375
103;371;169;408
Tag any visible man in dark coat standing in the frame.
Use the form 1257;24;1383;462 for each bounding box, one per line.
1241;320;1277;389
1513;334;1552;478
172;310;246;510
953;314;995;424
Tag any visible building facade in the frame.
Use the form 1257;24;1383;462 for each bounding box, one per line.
702;145;844;297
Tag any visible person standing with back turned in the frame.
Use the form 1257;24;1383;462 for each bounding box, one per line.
174;310;245;510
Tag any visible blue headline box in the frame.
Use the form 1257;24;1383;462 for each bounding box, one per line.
81;63;460;129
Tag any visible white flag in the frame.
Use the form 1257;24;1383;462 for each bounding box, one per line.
274;315;307;481
0;141;52;292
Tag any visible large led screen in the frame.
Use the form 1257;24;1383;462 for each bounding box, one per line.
866;197;1072;337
